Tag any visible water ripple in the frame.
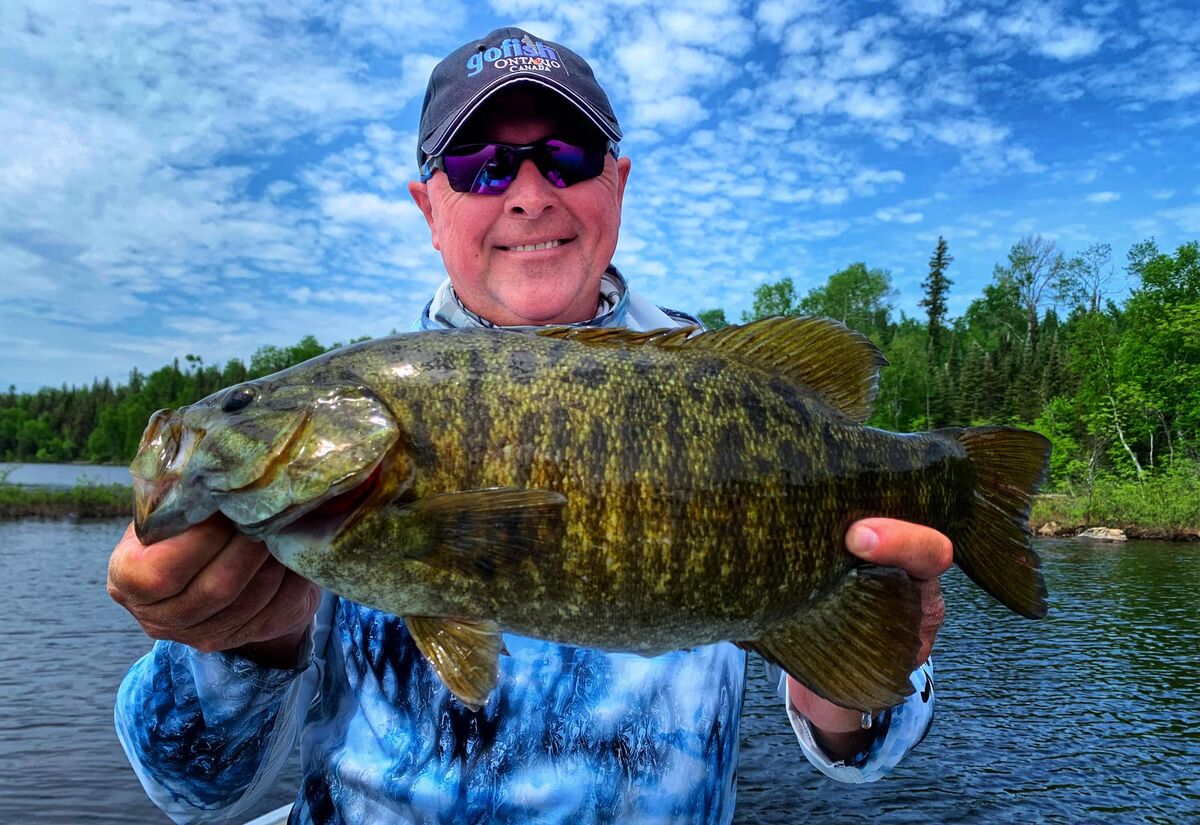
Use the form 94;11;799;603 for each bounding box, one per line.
2;524;1197;822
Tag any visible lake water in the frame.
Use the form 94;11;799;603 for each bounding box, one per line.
0;462;131;487
0;519;1196;823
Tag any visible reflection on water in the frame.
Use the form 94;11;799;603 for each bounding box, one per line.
0;522;1196;822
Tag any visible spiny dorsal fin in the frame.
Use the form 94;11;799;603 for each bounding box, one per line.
535;325;697;347
536;316;887;422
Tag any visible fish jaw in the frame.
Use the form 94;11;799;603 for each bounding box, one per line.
130;409;217;544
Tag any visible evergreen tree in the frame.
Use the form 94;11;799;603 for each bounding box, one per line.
919;236;953;353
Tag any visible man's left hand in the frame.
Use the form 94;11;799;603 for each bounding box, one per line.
786;517;951;759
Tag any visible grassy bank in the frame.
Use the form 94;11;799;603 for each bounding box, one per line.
0;480;131;519
1032;469;1200;540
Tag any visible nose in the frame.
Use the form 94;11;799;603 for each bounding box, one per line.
504;158;556;218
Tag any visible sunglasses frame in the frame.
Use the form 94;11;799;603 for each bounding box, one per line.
419;137;619;193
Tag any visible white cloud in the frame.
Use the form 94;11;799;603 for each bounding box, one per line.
875;207;925;224
1085;191;1120;203
998;6;1105;61
900;0;949;17
1039;26;1105;60
323;193;422;225
1159;204;1200;233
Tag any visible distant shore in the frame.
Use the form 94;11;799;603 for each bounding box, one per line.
1;481;1197;541
0;482;131;520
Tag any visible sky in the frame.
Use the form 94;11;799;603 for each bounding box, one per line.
3;0;1198;392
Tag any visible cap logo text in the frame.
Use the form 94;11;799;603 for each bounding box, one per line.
467;38;561;77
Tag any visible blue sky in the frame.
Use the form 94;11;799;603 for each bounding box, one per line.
3;0;1198;392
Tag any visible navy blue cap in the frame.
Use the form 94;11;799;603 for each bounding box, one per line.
417;27;622;168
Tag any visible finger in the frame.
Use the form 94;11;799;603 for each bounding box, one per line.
230;567;322;648
157;555;289;650
916;578;946;665
109;516;237;605
146;537;274;633
845;518;953;579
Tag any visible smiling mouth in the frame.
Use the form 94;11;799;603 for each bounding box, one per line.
498;238;571;252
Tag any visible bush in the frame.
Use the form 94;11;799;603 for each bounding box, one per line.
1032;461;1200;530
0;475;131;520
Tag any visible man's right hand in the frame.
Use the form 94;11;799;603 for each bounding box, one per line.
107;515;321;669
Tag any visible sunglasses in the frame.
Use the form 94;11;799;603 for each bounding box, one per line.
420;138;618;194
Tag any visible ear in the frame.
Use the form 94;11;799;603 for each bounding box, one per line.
408;180;442;251
614;156;631;211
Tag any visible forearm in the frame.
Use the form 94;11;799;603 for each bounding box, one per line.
115;639;311;822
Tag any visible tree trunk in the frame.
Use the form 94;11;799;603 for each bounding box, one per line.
1108;394;1144;480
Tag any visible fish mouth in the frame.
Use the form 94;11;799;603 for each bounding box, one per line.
131;410;206;544
267;461;386;541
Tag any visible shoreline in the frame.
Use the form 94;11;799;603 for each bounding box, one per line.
1;483;1196;541
0;483;131;520
1029;521;1199;542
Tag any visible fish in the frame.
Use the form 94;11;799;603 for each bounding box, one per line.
131;316;1050;712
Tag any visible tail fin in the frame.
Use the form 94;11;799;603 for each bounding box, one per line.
947;426;1051;619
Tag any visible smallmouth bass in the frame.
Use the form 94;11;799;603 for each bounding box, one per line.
132;317;1049;711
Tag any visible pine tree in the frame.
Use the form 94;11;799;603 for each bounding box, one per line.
919;236;953;354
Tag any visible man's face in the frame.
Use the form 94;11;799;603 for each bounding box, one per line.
408;88;631;326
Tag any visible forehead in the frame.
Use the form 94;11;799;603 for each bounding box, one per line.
453;85;600;145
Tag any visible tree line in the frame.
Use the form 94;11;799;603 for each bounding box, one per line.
3;236;1198;498
1;336;338;465
698;235;1199;494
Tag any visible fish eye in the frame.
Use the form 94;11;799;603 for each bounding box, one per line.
222;386;256;413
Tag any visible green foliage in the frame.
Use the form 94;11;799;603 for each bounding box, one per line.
1031;461;1200;531
697;308;730;330
249;335;329;377
0;474;130;519
796;262;895;340
742;278;800;321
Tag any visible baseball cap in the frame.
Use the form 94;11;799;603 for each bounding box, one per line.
417;27;622;169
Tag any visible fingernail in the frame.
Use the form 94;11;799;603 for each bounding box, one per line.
849;524;878;556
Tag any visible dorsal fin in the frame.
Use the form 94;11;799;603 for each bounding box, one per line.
536;316;887;422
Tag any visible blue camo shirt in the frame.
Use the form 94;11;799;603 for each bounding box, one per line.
114;281;935;823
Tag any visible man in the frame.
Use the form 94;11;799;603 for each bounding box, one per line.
110;27;951;823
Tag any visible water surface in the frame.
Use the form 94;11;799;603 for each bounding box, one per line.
0;462;131;488
0;521;1195;822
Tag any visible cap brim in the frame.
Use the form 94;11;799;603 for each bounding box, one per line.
420;75;622;161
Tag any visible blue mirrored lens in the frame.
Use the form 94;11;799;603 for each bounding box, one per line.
439;139;606;194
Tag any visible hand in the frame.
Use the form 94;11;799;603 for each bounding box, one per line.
107;515;321;669
787;517;952;759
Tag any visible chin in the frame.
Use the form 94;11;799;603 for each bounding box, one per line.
494;283;597;326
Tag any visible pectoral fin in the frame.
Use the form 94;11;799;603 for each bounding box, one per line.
398;487;567;578
740;566;923;712
333;487;567;579
405;616;506;711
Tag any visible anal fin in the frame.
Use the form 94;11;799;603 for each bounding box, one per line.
741;566;923;712
405;616;506;711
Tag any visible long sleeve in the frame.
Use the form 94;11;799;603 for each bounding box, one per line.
767;660;935;783
114;596;334;823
